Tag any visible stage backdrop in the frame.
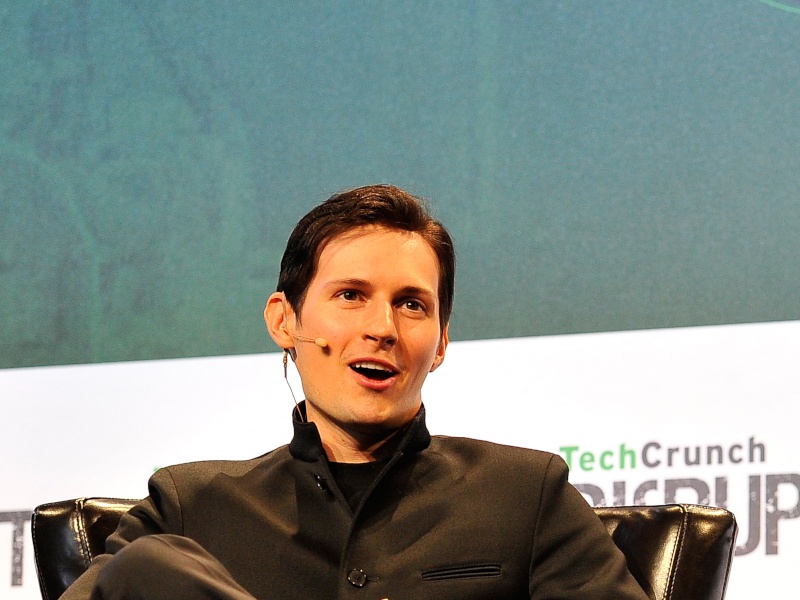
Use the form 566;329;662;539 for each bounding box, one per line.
3;2;800;599
3;320;800;599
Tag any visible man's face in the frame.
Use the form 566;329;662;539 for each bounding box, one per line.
287;225;448;437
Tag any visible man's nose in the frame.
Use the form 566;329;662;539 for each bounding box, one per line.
363;301;398;345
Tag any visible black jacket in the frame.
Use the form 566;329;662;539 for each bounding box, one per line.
62;405;648;600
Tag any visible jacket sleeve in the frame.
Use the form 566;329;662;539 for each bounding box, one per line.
528;455;649;600
59;468;183;600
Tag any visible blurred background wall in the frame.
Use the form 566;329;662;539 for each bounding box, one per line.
3;1;799;369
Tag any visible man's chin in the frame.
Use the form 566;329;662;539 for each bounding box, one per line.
306;397;421;435
345;412;408;435
343;404;419;435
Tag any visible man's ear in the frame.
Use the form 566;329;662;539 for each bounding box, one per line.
430;323;449;372
265;292;295;350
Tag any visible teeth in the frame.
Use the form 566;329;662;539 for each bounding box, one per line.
352;362;394;373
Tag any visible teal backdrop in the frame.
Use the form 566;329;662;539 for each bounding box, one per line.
2;1;799;369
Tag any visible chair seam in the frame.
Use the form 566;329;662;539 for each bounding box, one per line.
74;498;94;569
664;506;689;600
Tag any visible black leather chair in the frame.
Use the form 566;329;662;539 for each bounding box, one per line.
32;498;136;600
593;504;736;600
32;498;737;600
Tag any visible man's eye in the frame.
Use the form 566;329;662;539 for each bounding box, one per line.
340;290;359;301
404;300;424;312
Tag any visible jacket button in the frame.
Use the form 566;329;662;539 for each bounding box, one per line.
313;473;328;491
347;568;368;587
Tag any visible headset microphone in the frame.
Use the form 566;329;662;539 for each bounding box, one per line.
292;334;328;348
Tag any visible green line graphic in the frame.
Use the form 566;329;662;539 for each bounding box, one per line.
758;0;800;14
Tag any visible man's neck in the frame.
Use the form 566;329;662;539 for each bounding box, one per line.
316;422;405;463
301;408;407;463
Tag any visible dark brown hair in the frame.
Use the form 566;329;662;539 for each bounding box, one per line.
277;184;455;328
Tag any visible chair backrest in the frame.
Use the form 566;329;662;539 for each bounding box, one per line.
32;498;137;600
594;504;737;600
32;499;737;600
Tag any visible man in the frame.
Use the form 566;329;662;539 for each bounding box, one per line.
62;185;648;599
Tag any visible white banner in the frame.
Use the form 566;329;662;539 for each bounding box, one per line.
3;320;799;599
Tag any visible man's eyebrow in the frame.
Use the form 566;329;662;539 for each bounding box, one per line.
323;278;370;288
396;285;436;298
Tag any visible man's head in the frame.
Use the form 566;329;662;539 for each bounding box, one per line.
265;185;455;459
276;184;455;330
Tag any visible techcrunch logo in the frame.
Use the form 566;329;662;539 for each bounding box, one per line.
559;437;766;471
559;436;800;556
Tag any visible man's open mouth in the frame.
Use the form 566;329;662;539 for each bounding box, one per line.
350;361;397;381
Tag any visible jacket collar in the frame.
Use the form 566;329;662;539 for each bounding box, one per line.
288;401;432;462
